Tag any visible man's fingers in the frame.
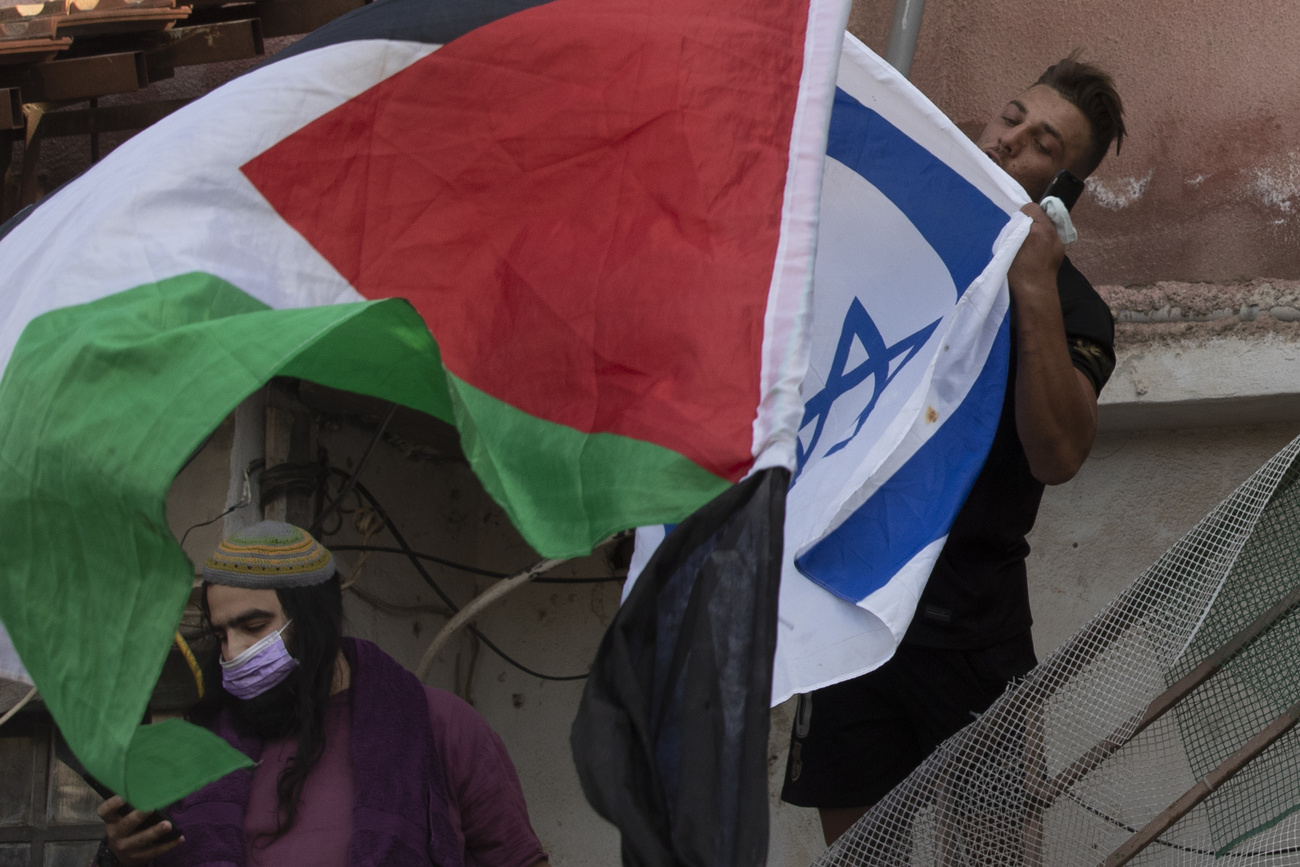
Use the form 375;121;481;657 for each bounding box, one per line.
111;808;157;836
96;795;126;821
125;818;176;847
119;817;181;856
1020;202;1049;221
135;834;185;861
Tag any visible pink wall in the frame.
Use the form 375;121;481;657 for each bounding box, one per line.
849;0;1300;285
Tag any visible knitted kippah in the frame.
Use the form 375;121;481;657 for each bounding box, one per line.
203;521;335;589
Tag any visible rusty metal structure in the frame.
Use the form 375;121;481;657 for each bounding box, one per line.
0;0;364;220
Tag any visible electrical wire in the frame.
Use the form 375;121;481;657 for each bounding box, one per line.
327;470;591;681
327;544;625;584
349;584;451;618
1062;787;1300;858
309;403;396;536
0;686;38;728
416;554;566;679
176;430;217;477
179;458;263;548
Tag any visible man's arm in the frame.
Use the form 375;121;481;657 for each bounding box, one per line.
1006;203;1099;485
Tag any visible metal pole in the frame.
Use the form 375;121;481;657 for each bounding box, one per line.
884;0;927;78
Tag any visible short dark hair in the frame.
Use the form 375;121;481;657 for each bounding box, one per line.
1036;52;1126;177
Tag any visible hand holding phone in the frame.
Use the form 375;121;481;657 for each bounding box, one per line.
96;795;185;865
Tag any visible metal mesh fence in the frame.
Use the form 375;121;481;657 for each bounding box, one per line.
813;436;1300;867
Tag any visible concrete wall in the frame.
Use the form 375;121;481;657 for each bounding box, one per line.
167;403;627;865
1027;424;1300;658
849;0;1300;286
163;389;1300;866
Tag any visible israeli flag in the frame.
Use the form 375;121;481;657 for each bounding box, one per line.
631;34;1033;703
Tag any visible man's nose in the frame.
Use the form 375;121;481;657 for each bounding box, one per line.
225;636;254;661
1000;124;1028;156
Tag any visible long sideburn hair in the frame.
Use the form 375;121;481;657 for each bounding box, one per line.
195;575;344;842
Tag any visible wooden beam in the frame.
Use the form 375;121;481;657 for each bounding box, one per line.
0;36;71;66
0;128;14;220
1104;701;1300;866
55;5;192;38
19;102;43;205
34;96;190;138
255;0;363;38
0;87;19;129
0;16;58;39
21;50;147;101
145;17;262;72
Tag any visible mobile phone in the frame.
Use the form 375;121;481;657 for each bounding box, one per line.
55;736;183;844
113;804;183;845
1040;169;1085;211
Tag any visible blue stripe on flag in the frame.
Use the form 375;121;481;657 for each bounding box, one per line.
793;313;1011;602
826;88;1009;297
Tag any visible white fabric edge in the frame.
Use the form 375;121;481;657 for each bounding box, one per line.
0;619;33;685
770;537;945;705
749;0;854;476
0;39;441;375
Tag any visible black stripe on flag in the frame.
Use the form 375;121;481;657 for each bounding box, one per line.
572;467;788;867
269;0;558;64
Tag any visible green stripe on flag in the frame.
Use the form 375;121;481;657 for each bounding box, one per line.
0;269;735;806
0;273;451;808
447;375;732;558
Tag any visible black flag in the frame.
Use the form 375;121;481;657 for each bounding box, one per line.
572;467;788;867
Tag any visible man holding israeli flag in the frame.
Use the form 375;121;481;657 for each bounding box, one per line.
778;49;1126;844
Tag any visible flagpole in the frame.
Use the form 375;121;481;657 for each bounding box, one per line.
884;0;927;77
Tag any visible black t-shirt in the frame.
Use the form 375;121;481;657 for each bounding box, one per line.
903;256;1115;649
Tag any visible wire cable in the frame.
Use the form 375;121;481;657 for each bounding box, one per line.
0;686;38;728
327;544;625;584
329;471;591;681
416;555;565;679
309;403;396;536
179;458;263;548
1063;787;1300;858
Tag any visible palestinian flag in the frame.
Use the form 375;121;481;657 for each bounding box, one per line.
0;0;848;811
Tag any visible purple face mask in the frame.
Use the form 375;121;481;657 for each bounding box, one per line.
220;620;298;699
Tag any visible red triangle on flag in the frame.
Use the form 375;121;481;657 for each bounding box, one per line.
243;0;808;482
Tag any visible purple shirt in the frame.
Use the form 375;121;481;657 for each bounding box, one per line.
243;687;545;867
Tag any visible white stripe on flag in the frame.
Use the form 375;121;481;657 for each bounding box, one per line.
0;39;439;375
749;0;852;474
628;34;1036;704
0;620;32;685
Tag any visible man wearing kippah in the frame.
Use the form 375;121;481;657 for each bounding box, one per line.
94;521;549;867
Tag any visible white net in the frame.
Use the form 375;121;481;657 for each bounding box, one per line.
814;435;1300;867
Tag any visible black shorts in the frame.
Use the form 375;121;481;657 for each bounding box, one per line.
780;632;1037;809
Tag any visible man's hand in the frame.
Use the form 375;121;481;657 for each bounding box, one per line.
1007;203;1098;485
97;796;184;866
1007;203;1065;296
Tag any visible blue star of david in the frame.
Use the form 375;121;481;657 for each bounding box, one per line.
794;298;941;477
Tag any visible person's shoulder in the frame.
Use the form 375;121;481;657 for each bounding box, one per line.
422;685;497;742
1057;255;1114;343
1057;255;1099;301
